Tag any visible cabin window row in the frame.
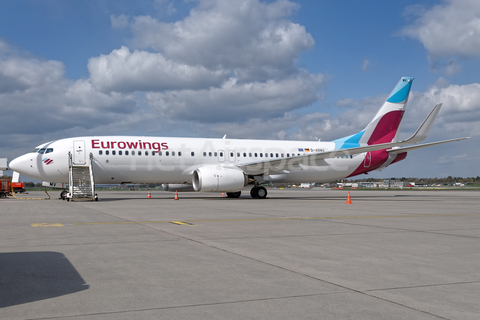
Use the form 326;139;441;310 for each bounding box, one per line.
98;150;301;158
98;150;184;156
202;152;294;158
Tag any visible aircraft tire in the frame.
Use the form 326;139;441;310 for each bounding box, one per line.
227;191;241;198
60;190;67;200
250;187;258;198
256;186;267;199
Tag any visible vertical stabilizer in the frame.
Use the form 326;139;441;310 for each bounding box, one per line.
334;77;414;149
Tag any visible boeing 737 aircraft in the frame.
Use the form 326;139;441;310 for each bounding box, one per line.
9;77;468;200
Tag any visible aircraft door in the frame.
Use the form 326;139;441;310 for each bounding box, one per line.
73;140;86;165
363;152;371;168
218;150;225;162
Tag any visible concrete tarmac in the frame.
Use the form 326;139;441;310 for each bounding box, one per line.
1;189;479;319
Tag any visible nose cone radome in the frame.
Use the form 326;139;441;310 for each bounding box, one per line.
8;154;42;180
8;156;24;173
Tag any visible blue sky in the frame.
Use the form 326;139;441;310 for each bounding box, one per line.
0;0;478;179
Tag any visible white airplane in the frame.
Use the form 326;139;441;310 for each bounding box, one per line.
9;77;468;200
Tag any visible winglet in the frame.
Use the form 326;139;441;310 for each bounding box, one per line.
398;103;442;145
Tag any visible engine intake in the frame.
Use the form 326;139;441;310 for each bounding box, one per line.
192;166;247;192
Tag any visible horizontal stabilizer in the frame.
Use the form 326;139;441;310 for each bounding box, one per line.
387;137;469;154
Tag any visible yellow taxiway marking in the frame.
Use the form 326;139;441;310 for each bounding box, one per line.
61;212;480;228
31;223;64;227
170;221;194;226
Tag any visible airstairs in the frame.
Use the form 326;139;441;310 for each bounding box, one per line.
67;147;97;201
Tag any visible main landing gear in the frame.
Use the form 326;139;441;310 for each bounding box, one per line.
225;184;268;199
250;185;267;199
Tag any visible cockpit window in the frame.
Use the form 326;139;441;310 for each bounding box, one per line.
45;148;53;154
38;148;46;154
31;148;39;153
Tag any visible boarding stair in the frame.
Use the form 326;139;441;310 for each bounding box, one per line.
67;152;97;201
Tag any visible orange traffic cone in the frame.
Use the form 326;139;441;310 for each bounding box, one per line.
147;190;151;199
222;192;225;197
174;190;179;200
346;191;352;204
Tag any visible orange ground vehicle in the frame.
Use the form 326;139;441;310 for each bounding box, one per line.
11;182;26;193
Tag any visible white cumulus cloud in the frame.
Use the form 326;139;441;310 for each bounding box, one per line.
88;46;230;92
401;0;480;59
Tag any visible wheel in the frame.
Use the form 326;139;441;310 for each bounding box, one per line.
256;186;267;199
60;190;67;200
250;187;258;198
226;191;241;198
0;193;6;199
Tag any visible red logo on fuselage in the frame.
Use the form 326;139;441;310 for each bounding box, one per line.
43;158;54;165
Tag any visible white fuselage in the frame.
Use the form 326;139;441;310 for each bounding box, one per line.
10;136;367;185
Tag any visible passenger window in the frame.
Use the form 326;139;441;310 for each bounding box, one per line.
158;151;162;156
166;151;169;156
125;151;129;155
230;152;234;157
214;152;217;157
106;150;110;155
99;150;103;155
132;151;135;156
275;153;278;157
260;153;263;157
191;152;195;156
281;153;284;157
119;151;122;155
237;152;240;157
112;150;116;155
287;153;290;157
249;153;252;157
209;152;212;157
145;151;148;156
270;153;273;157
138;151;141;155
178;152;182;156
254;153;258;157
220;152;223;157
172;151;175;156
243;153;246;157
203;152;206;157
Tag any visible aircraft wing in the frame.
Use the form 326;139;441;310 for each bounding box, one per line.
237;103;469;175
237;140;422;175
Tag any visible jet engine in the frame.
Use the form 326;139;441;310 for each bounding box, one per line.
162;183;195;192
192;166;248;192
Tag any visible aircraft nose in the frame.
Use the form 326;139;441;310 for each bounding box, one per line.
8;156;23;172
8;154;39;178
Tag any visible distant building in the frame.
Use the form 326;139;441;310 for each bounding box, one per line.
382;180;407;188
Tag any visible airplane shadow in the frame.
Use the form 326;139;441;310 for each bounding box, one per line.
0;252;89;308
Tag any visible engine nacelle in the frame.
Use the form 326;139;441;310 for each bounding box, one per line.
192;166;248;192
162;183;195;192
